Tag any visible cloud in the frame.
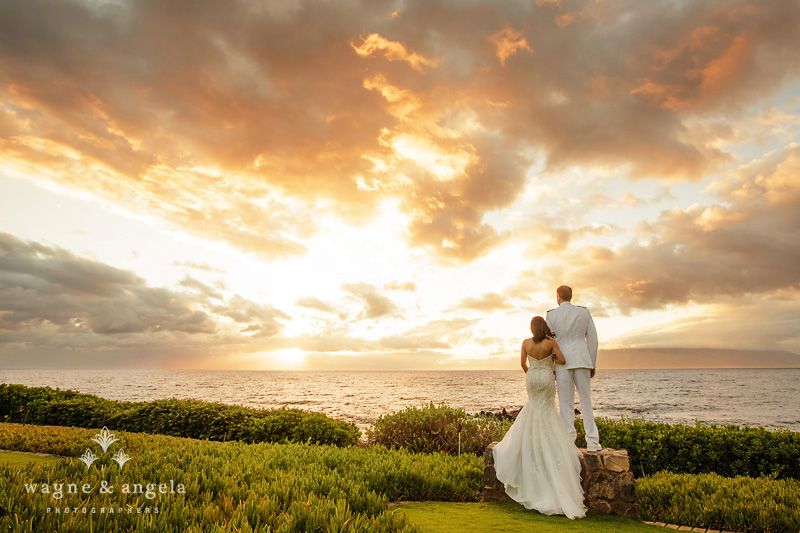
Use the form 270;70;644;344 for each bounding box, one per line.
2;0;798;264
352;33;439;71
295;296;340;315
0;233;291;363
179;275;224;300
212;296;290;338
173;260;225;273
488;27;532;66
606;292;800;352
342;282;401;319
0;232;216;337
454;292;514;312
384;281;417;292
564;144;800;312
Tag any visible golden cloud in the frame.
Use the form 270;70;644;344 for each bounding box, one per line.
352;33;439;71
488;28;532;66
0;0;798;266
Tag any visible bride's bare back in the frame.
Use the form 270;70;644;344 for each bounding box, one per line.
520;337;566;371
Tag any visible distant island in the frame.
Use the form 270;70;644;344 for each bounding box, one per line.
597;348;800;369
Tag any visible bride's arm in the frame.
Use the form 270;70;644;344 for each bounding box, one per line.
520;341;528;373
551;340;567;365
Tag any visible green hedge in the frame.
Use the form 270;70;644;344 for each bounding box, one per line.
0;384;359;447
367;403;512;456
638;471;800;532
368;404;800;480
0;423;483;532
573;417;800;480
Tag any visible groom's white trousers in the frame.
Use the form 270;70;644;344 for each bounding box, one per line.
555;368;600;448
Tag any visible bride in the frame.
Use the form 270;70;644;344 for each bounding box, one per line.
492;316;586;519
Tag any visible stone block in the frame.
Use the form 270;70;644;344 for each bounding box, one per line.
603;450;631;473
580;451;603;472
587;500;612;514
581;470;601;494
481;485;512;502
611;501;641;520
482;465;497;486
617;471;637;503
484;442;499;465
587;472;616;501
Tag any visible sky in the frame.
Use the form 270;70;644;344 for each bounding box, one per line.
0;0;798;370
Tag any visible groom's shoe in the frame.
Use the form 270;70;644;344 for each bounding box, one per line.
586;444;602;452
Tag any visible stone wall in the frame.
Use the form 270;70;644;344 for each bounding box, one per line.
482;442;641;520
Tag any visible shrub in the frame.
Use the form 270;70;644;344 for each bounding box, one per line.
367;403;512;456
0;384;359;447
244;409;360;447
638;471;800;533
571;417;800;479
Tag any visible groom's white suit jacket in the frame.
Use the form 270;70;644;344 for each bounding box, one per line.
546;302;598;371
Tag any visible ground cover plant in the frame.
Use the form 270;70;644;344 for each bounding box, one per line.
0;423;480;532
637;471;800;532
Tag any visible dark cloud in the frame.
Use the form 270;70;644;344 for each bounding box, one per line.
212;295;290;338
179;275;223;300
0;233;290;362
0;232;216;336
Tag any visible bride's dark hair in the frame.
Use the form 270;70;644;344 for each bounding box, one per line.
530;316;553;343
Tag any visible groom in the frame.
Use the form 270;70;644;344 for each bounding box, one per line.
546;285;601;452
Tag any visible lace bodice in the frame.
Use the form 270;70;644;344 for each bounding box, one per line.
525;354;557;410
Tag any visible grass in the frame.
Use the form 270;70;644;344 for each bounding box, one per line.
392;502;663;533
0;450;60;468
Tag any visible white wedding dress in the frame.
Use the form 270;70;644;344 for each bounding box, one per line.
492;354;586;519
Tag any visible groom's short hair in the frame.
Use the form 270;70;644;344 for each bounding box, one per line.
557;285;572;301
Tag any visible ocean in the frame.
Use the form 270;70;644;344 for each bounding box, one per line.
2;368;799;433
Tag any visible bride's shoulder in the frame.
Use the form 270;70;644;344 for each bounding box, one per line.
521;337;532;348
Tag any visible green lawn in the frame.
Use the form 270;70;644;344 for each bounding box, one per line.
0;450;60;468
392;501;664;533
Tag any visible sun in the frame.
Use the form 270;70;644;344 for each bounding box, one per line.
269;349;308;370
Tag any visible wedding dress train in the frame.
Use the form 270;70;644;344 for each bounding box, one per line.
492;354;586;519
